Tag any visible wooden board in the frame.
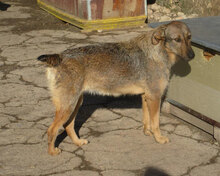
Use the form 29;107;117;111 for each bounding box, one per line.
37;0;147;31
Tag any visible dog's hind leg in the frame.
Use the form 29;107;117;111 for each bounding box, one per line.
47;105;76;155
64;94;88;147
147;98;169;144
47;89;82;155
142;94;152;136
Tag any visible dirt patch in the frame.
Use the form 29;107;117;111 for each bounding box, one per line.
0;0;80;35
157;0;220;17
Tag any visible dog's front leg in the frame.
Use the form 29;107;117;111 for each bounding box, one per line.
147;98;169;144
142;94;152;136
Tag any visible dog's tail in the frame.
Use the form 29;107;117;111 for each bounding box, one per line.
37;54;62;67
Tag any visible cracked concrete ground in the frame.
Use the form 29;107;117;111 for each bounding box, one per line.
0;0;220;176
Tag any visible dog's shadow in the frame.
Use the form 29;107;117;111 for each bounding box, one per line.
171;59;192;77
0;2;10;11
55;94;142;147
55;60;192;147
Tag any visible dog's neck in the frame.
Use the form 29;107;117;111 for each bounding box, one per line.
132;33;176;70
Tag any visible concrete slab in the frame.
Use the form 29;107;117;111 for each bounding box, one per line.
0;0;219;176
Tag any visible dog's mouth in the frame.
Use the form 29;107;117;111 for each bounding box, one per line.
177;55;193;62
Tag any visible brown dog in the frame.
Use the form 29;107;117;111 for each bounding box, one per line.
38;21;195;155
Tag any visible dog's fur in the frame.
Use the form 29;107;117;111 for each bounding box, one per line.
38;21;195;155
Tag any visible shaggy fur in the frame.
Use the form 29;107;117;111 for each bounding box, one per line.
38;21;195;155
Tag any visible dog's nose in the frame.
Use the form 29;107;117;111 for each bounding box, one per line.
187;48;195;59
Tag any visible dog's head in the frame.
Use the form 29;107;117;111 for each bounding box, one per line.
151;21;195;62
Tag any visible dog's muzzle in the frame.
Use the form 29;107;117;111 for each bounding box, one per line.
187;48;195;60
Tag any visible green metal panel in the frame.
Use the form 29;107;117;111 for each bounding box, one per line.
167;46;220;123
186;47;220;91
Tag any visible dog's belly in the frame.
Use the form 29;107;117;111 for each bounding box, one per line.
84;83;145;96
113;84;145;95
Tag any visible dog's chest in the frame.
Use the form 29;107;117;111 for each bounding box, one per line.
46;68;57;87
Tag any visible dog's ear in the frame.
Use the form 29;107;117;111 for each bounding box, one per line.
151;26;166;45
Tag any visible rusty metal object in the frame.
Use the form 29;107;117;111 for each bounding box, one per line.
38;0;147;31
168;99;220;128
203;50;215;61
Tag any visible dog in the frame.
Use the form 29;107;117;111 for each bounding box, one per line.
37;21;195;155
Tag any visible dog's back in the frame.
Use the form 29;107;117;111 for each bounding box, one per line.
38;42;150;96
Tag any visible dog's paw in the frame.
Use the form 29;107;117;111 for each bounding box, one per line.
48;147;61;156
143;125;153;136
155;135;170;144
143;129;153;136
75;139;89;147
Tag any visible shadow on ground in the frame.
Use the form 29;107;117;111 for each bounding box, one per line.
55;94;142;147
54;59;192;147
0;2;10;11
143;167;170;176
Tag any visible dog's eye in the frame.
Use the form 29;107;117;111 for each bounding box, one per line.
187;35;191;40
174;38;181;43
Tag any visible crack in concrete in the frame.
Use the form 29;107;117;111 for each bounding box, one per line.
181;151;220;176
0;63;20;79
18;73;48;90
106;108;142;123
1;112;21;121
1;1;219;176
38;166;79;176
0;142;41;147
73;148;103;176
